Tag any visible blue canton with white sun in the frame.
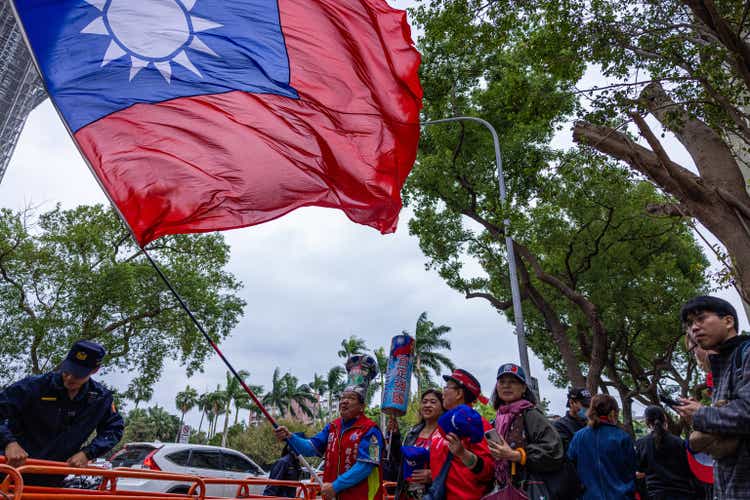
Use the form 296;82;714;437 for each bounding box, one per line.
16;0;299;131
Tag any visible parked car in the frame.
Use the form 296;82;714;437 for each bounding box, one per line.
109;442;267;497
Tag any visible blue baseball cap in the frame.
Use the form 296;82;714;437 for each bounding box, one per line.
59;340;105;378
497;363;527;384
401;446;430;479
438;404;485;443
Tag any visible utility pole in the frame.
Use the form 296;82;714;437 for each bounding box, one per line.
422;116;534;394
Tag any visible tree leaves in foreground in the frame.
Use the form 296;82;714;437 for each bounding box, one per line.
0;204;245;392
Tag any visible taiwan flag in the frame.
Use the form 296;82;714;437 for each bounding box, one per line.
12;0;422;246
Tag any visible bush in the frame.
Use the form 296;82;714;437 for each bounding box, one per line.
226;419;323;469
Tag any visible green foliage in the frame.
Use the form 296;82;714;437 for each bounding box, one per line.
227;419;322;469
407;0;710;428
407;312;455;395
0;204;245;393
337;335;368;360
120;405;180;445
262;368;316;420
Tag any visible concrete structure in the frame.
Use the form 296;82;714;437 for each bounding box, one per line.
0;2;47;183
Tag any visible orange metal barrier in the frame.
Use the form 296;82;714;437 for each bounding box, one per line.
382;480;397;500
0;457;398;500
186;477;317;499
0;463;23;499
15;464;206;500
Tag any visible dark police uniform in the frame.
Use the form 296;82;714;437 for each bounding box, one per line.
0;372;124;463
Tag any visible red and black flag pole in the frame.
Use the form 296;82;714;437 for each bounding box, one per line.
143;249;323;486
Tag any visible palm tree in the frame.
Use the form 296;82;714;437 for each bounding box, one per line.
174;385;198;442
196;392;210;438
337;335;368;360
325;366;346;418
374;347;388;428
309;373;328;423
205;387;227;440
234;385;264;425
220;370;249;447
263;367;290;417
282;373;316;420
411;311;455;396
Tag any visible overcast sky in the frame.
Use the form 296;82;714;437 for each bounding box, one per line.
1;0;744;430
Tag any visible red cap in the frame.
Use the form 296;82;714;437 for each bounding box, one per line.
443;369;489;405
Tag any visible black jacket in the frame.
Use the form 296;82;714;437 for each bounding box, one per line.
0;372;124;461
553;413;585;454
636;431;698;498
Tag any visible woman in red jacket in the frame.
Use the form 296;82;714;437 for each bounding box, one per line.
427;368;495;499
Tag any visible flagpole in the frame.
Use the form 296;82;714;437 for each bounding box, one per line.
420;117;533;394
142;249;324;488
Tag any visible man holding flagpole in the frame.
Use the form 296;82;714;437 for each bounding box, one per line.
274;383;385;500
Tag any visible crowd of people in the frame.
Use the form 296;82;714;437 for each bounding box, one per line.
0;294;748;500
270;295;750;500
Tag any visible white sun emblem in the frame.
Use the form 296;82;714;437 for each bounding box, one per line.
80;0;222;83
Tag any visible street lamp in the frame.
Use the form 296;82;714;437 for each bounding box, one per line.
421;117;533;391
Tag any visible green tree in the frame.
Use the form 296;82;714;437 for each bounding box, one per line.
121;405;181;444
460;0;750;308
220;370;249;447
204;386;227;440
263;368;289;418
282;373;316;420
174;385;198;441
337;335;367;360
309;373;328;423
409;313;454;396
0;204;245;388
325;366;346;418
409;0;709;431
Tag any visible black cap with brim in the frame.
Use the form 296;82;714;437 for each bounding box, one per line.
59;358;96;378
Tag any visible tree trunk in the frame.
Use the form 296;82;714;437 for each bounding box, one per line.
573;90;750;306
221;399;231;447
197;410;205;436
176;412;185;443
618;387;635;437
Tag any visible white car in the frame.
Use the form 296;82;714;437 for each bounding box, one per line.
109;442;267;497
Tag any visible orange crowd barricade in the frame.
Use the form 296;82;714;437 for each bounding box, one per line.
14;463;207;500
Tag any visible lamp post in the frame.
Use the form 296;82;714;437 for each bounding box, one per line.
421;117;532;387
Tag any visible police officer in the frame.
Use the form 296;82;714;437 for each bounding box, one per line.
0;340;124;484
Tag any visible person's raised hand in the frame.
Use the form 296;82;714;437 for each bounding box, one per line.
4;442;28;468
274;425;291;441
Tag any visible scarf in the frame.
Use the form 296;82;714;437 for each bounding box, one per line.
493;399;534;485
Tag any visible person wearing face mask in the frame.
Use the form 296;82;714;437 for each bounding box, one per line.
384;389;445;499
553;387;591;454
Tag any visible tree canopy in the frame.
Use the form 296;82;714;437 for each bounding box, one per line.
409;0;712;430
0;204;245;395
